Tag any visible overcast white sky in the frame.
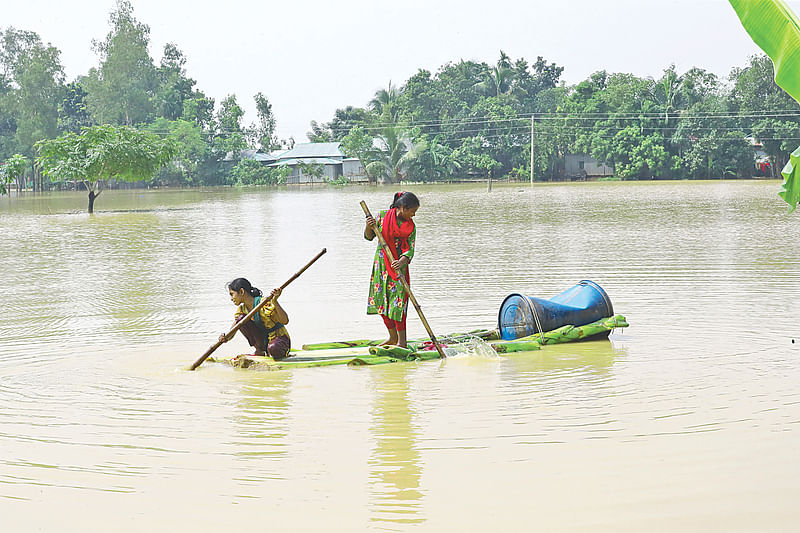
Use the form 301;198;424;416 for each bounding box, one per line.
4;0;794;140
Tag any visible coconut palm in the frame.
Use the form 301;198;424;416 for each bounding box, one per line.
364;110;420;184
477;51;515;97
369;82;403;121
654;65;683;126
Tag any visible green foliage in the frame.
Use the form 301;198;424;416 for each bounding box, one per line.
35;124;175;199
82;0;158;125
59;81;93;133
181;93;215;129
0;153;28;194
145;118;208;185
1;28;64;154
729;0;800;210
295;161;324;182
327;175;350;186
406;134;459;181
230;159;288;186
340;125;378;181
779;145;800;212
154;43;196;121
306;121;334;142
251;92;278;151
452;137;501;177
364;108;415;184
214;94;246;159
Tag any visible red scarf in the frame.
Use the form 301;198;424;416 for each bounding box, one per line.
380;207;414;281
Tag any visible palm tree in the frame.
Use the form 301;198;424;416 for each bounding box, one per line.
364;109;420;184
477;51;515;97
654;65;683;126
369;82;403;120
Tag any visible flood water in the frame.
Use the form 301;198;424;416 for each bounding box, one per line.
1;180;799;531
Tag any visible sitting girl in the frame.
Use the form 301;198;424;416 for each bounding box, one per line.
218;278;291;360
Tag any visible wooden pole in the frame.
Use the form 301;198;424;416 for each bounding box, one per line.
360;201;446;359
188;248;327;370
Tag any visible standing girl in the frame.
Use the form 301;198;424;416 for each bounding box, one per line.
364;191;420;348
218;278;291;360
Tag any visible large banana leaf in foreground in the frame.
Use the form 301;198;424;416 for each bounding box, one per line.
729;0;800;211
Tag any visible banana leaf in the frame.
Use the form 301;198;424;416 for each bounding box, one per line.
301;339;384;350
490;340;542;353
368;345;416;360
779;146;800;212
729;0;800;211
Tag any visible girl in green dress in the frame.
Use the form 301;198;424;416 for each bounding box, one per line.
363;191;420;348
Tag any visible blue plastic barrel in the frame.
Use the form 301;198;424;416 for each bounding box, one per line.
497;280;614;340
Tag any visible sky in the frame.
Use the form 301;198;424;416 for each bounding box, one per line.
4;0;796;141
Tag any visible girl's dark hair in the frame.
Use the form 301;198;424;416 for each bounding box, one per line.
390;191;420;209
227;278;262;298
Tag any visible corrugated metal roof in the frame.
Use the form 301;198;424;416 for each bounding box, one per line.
268;157;342;166
277;142;343;160
222;149;278;162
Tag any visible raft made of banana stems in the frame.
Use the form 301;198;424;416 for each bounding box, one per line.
207;315;628;371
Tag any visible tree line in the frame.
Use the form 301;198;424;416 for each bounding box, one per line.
2;0;799;197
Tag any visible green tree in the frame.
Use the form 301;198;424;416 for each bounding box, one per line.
511;56;564;114
327;106;371;140
145;118;208;185
6;30;64;153
369;81;403;120
531;87;569;180
452;136;501;185
251;92;278;151
340;125;378;182
729;55;800;172
295;161;325;183
306;120;334;142
154;43;195;120
405;134;459;181
59;81;93;133
83;0;157;125
230;159;288;186
0;153;27;194
396;70;442;135
36;124;174;213
365;109;415;184
476;51;515;97
0;70;17;161
214;94;246;159
181;92;215;130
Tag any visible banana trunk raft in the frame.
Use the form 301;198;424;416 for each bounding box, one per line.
207;315;629;371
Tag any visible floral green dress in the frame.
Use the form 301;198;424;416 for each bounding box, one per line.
366;210;416;321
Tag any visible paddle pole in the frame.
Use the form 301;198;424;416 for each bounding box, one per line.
360;201;446;359
189;248;327;370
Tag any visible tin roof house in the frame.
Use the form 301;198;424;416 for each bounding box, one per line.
268;142;368;184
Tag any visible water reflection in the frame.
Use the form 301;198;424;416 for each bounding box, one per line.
226;372;292;502
368;365;425;527
498;338;628;443
231;373;292;466
501;337;622;377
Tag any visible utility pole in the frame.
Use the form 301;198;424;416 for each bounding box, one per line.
530;114;535;186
